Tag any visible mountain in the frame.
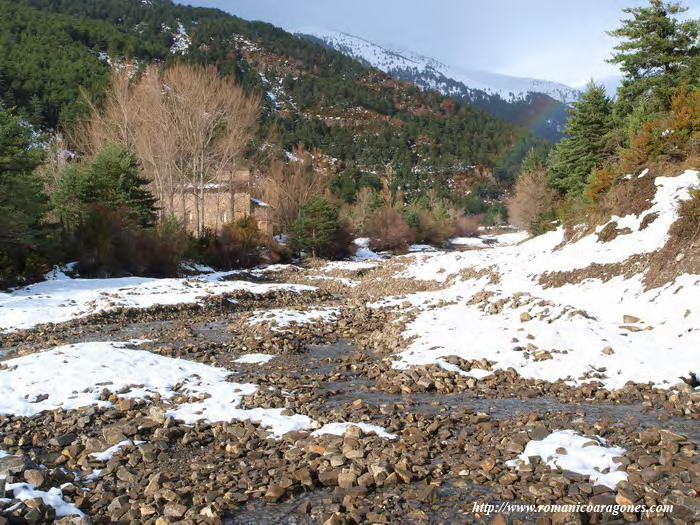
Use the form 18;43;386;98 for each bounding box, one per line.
1;0;548;206
300;30;581;141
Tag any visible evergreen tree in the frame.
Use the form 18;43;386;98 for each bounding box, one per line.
290;196;345;258
548;82;614;197
0;105;48;286
52;144;157;230
608;0;700;117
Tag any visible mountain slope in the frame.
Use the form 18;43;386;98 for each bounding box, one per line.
4;0;548;202
301;30;579;141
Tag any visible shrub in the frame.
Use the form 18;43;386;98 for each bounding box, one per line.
365;206;412;252
507;169;557;234
290;196;353;259
453;215;481;237
73;206;189;277
198;216;267;270
405;206;453;244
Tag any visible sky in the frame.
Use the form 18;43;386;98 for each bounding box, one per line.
181;1;698;89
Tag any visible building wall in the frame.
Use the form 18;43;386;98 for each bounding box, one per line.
173;169;273;235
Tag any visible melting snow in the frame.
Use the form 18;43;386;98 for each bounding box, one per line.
392;170;700;389
0;272;315;333
507;430;627;490
248;307;340;330
90;439;145;462
312;422;397;439
234;353;276;364
0;341;312;437
5;483;84;517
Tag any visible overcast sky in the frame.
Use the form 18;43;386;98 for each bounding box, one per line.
181;1;698;88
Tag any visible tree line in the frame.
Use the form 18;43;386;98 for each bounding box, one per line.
509;0;699;234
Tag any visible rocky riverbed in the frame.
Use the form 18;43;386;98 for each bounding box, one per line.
0;255;698;524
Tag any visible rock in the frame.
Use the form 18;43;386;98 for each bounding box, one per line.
148;406;168;423
520;312;533;322
50;433;77;448
102;427;127;446
338;470;356;489
490;514;507;525
0;454;34;478
615;487;639;506
639;429;660;445
264;484;285;501
318;470;339;487
107;495;129;517
601;346;614;355
622;315;640;323
551;512;585;524
164;502;187;518
665;494;700;523
23;469;46;488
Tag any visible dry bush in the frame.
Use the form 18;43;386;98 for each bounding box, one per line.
407;207;453;244
586;165;622;202
366;206;412;252
452;215;482;237
260;145;331;231
645;189;700;288
75;205;190;278
507;169;557;233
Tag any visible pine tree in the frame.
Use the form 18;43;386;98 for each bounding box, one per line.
53;144;157;230
548;82;614;197
0;105;48;286
607;0;700;116
290;196;343;258
85;144;157;228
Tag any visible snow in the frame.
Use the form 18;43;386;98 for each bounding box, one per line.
0;271;315;333
390;170;700;389
169;21;191;55
302;30;580;104
352;238;383;261
90;439;145;462
450;231;529;248
0;341;312;437
506;430;627;490
323;260;378;272
305;275;359;287
234;353;276;364
5;483;84;517
312;422;397;440
247;307;340;330
408;244;437;253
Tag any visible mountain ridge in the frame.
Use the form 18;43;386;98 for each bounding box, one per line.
300;29;579;140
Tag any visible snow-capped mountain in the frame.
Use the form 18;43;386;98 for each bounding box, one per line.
302;30;580;105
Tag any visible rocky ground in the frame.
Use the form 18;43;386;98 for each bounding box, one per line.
0;257;698;525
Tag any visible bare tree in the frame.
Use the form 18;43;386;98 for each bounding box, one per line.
70;64;260;233
507;168;557;233
260;145;331;231
163;64;260;234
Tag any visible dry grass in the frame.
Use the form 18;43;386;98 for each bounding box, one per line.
645;188;700;289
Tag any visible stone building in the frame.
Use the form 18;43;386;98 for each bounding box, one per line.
179;168;273;235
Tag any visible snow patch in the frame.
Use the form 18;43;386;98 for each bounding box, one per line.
0;272;315;333
247;307;340;330
234;353;276;364
0;341;312;437
5;483;84;517
507;430;627;490
90;439;145;462
312;422;397;440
